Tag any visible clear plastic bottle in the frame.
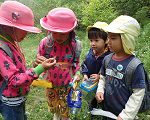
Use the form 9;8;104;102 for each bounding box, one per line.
70;107;80;114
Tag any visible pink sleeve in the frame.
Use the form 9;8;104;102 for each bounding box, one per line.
0;50;38;88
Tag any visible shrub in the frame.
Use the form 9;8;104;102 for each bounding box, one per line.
134;6;150;27
110;0;150;16
136;23;150;72
81;0;118;28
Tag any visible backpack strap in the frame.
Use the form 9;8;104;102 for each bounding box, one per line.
104;53;113;69
0;40;13;59
73;37;82;62
45;34;54;59
0;80;7;100
44;34;82;65
0;40;14;100
125;57;142;90
144;71;150;91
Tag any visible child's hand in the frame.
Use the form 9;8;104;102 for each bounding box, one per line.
34;54;47;67
90;74;100;83
82;74;88;81
42;58;56;70
74;74;80;82
71;75;80;89
95;92;104;103
117;116;123;120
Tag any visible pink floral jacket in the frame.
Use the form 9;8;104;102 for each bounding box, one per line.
0;41;38;98
37;37;80;86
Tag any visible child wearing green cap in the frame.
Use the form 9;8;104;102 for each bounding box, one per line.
95;15;145;120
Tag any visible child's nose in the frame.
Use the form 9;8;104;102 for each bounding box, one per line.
91;42;96;46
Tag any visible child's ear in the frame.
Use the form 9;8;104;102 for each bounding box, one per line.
104;39;109;51
105;39;109;44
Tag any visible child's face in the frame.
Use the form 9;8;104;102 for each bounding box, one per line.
89;38;106;53
12;28;28;42
108;33;124;53
52;32;70;44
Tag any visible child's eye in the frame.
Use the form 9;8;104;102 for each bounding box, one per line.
111;37;116;39
95;39;99;42
89;39;92;42
108;37;115;40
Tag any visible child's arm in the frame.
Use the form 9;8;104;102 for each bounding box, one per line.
119;88;145;120
80;61;88;75
96;75;105;93
95;75;105;102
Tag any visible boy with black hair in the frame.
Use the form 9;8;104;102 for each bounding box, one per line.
81;22;110;118
95;15;145;120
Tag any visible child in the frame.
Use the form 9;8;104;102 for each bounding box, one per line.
34;7;82;120
0;1;56;120
80;22;110;118
95;15;145;120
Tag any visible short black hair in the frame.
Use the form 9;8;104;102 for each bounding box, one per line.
88;28;107;41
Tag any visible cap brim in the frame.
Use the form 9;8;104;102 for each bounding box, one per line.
0;17;41;33
103;24;124;34
87;26;105;31
87;26;94;31
40;18;77;33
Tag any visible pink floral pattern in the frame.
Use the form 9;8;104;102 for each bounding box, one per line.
37;37;80;86
0;41;38;97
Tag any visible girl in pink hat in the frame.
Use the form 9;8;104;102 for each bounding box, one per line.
34;7;82;120
0;1;56;120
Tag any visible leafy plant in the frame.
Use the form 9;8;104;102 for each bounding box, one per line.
134;6;150;27
81;0;118;27
136;23;150;72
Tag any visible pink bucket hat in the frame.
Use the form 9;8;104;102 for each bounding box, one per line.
0;1;41;33
40;7;77;33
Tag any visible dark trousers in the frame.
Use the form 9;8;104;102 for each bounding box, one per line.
0;100;27;120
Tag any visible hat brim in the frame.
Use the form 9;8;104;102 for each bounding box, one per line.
86;26;99;31
103;25;124;34
0;17;41;33
40;18;77;33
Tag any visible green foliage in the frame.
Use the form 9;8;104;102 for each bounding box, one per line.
77;31;90;63
136;23;150;72
110;0;150;27
25;87;53;120
110;0;150;16
134;6;150;27
81;0;118;27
